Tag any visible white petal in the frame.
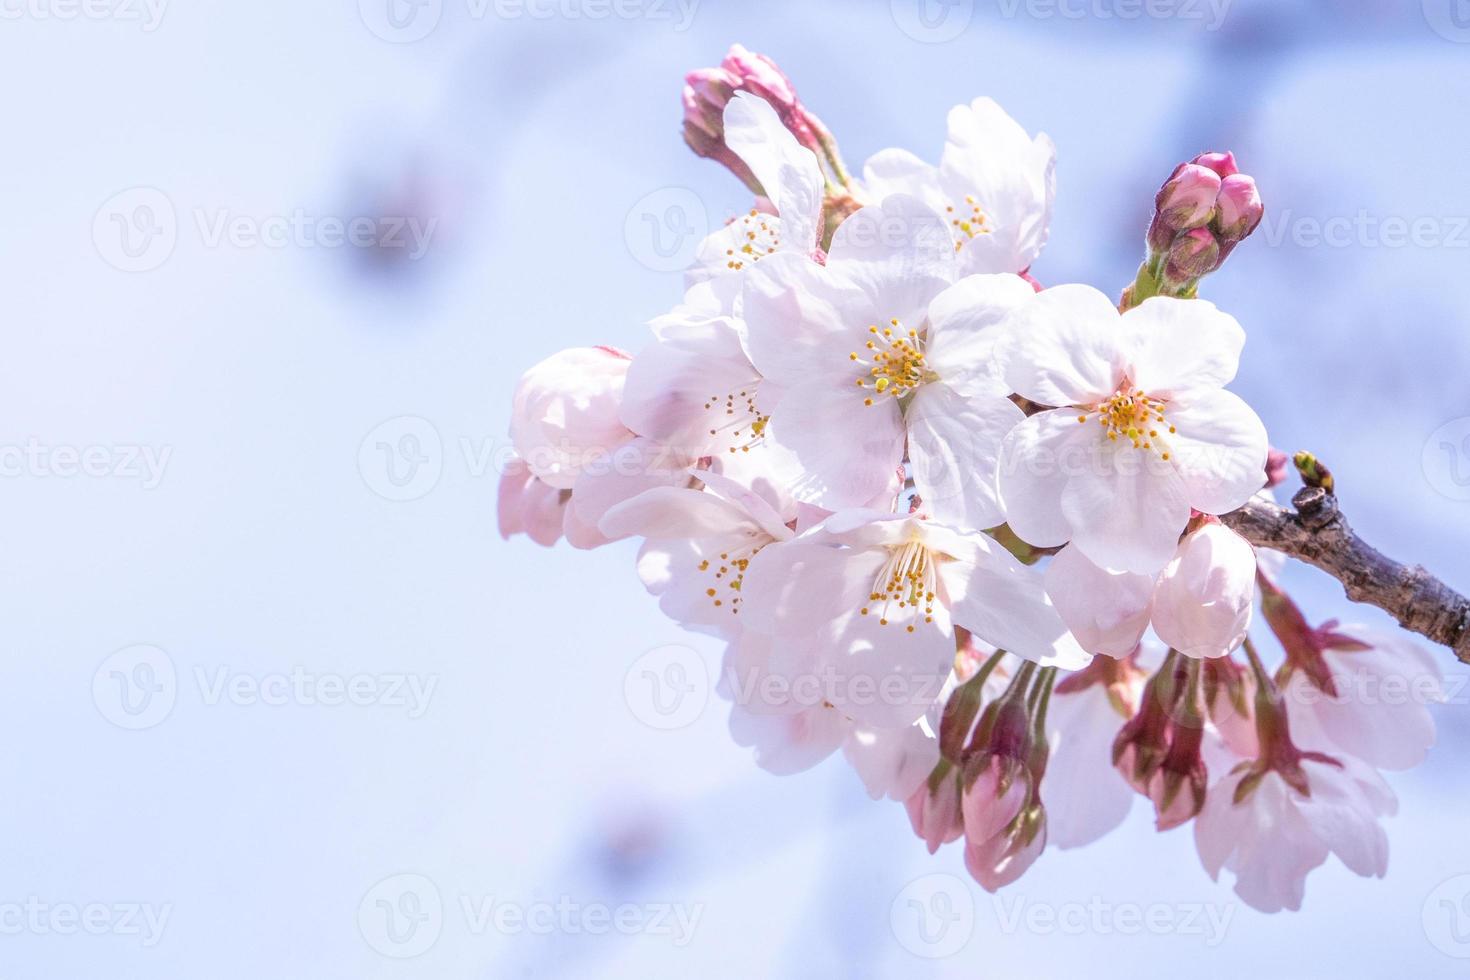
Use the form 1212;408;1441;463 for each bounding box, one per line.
737;538;883;645
1194;770;1327;913
1044;545;1154;657
843;721;941;801
906;384;1022;531
1165;389;1269;515
860;147;943;207
724;92;824;253
924;273;1037;397
1061;454;1192;575
996;409;1092;549
764;383;907;510
728;701;848;776
999;284;1126;406
824;594;954;729
826;195;956;325
741;251;874;389
497;462;566;547
1299;757;1392;879
943;532;1091;669
570;437;694;534
939;98;1055;275
1298;626;1442;771
600;485;747;540
1043;685;1135;848
1123;297;1245;397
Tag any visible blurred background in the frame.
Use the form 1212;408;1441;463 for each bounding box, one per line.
2;0;1470;976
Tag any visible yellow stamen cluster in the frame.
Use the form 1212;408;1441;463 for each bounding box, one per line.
945;195;990;251
859;540;937;634
1077;387;1177;460
697;545;759;614
851;319;932;407
724;209;780;271
704;388;770;454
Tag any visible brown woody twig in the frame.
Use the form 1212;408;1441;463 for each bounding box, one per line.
1222;488;1470;665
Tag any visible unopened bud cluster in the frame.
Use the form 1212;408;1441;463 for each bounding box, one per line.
1129;151;1264;304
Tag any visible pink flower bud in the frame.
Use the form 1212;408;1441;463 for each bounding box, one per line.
1155;163;1222;232
1152;522;1257;661
1214;173;1264;242
963;803;1046;892
904;767;965;854
719;44;800;118
681;45;838;192
961;755;1029;843
1162;226;1221;285
1191;150;1239;178
1265;448;1290;488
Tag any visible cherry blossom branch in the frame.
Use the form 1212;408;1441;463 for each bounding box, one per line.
1221;488;1470;665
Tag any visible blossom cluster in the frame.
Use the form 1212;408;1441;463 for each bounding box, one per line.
499;45;1444;914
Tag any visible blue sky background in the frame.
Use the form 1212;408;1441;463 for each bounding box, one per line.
3;0;1470;976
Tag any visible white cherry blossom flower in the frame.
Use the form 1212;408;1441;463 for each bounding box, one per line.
998;286;1269;574
1282;626;1444;771
599;469;795;635
742;195;1031;520
1046;521;1257;658
1194;753;1395;913
738;511;1089;730
689;92;824;285
862;97;1055;277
